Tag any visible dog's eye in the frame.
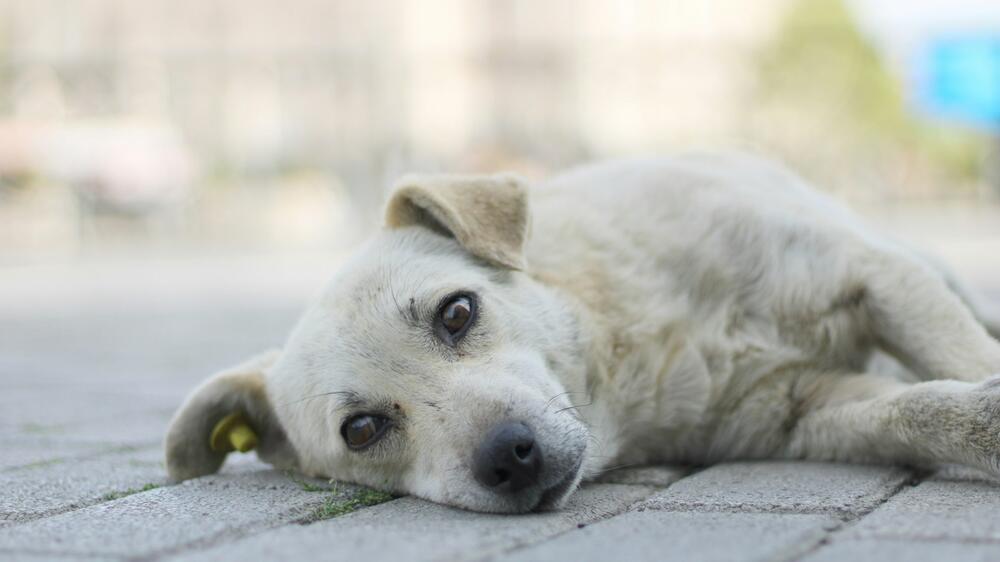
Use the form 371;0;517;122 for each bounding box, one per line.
435;293;476;345
341;414;390;450
442;297;472;333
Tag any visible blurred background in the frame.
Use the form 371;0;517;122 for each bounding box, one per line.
1;0;999;307
1;0;999;474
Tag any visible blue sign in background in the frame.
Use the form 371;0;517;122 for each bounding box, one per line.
917;35;1000;130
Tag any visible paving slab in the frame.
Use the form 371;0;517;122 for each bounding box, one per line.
498;511;839;562
0;303;299;377
801;539;1000;562
843;478;1000;542
0;437;121;471
0;446;168;524
0;553;118;562
0;408;174;452
634;461;911;517
0;469;365;559
0;384;172;432
166;483;655;562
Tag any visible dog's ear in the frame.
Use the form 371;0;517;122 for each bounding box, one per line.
384;173;530;269
164;350;298;481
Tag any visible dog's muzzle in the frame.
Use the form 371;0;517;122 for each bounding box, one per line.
472;421;542;493
470;420;584;512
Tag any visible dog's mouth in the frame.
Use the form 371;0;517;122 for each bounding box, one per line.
532;456;584;512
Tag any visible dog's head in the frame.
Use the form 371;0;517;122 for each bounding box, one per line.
165;174;591;513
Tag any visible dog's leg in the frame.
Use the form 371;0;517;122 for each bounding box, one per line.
931;256;1000;341
859;253;1000;381
987;316;1000;343
786;373;1000;474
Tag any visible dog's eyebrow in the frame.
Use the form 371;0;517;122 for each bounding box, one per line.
332;390;365;410
384;276;420;326
407;297;419;324
288;389;364;410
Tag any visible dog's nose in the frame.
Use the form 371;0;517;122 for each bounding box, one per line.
472;422;543;493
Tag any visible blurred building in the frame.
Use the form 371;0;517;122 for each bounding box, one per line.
0;0;995;258
0;0;794;170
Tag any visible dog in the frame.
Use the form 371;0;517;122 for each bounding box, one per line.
165;152;1000;513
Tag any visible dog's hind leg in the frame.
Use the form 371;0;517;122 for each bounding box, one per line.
932;257;1000;341
954;288;1000;342
857;252;1000;382
785;372;1000;475
987;316;1000;342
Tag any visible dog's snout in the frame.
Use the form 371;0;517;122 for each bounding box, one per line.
473;422;543;493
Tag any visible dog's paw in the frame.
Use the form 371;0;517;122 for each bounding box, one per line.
958;378;1000;473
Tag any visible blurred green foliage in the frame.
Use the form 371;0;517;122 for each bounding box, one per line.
755;0;987;183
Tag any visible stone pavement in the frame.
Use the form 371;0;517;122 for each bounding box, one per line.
2;253;1000;562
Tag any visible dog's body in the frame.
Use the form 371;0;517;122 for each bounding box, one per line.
166;153;1000;513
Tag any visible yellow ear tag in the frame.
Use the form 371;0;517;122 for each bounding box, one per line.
210;413;258;453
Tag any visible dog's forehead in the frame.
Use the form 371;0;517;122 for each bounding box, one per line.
287;229;494;365
322;230;484;312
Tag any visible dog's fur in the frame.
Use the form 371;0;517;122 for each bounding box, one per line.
166;153;1000;513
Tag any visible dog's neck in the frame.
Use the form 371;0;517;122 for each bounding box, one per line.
526;248;715;475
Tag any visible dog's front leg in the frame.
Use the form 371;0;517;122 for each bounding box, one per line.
784;373;1000;475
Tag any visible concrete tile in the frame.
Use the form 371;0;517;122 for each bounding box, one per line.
0;437;119;471
499;511;838;562
0;409;173;451
0;553;117;562
0;304;298;389
635;461;911;517
0;446;167;523
43;410;172;448
801;539;1000;562
0;444;267;524
0;385;173;432
0;469;363;558
165;483;655;562
845;478;1000;541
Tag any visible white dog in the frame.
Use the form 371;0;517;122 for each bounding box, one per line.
165;153;1000;513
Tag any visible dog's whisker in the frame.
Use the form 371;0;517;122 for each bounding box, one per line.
542;391;588;412
554;398;594;415
281;390;358;407
594;462;646;474
542;391;571;413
